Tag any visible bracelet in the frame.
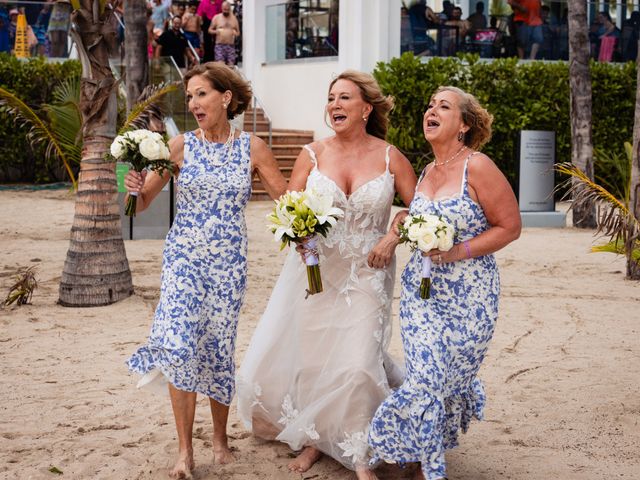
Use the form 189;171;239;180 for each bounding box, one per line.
463;240;472;259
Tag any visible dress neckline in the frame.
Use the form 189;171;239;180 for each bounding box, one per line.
312;167;393;201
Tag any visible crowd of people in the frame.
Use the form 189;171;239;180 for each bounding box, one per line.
405;0;640;63
0;0;243;67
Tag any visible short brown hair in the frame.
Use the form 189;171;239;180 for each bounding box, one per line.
432;86;493;150
183;62;252;120
328;70;394;140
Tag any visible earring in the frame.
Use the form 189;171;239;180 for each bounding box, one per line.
223;103;228;109
457;131;464;142
363;116;368;122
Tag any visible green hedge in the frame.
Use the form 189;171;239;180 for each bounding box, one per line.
373;53;636;194
0;54;81;183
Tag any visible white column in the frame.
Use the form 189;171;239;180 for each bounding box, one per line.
338;0;402;73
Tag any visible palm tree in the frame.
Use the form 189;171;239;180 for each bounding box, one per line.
124;0;149;112
58;0;132;306
567;0;596;229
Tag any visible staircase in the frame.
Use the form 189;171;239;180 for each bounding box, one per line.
244;107;314;200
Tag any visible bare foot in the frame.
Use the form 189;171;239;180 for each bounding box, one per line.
213;436;235;465
356;466;380;479
287;446;322;473
169;449;194;479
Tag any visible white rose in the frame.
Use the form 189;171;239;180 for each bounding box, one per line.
407;222;425;242
421;214;441;228
110;137;126;159
130;129;150;143
139;137;164;160
160;144;171;160
437;227;454;251
417;230;438;252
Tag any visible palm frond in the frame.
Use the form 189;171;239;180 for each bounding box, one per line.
592;239;640;262
593;146;631;204
119;83;179;134
44;77;83;165
0;87;77;189
555;162;640;266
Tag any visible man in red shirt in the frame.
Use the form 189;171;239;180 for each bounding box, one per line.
508;0;542;59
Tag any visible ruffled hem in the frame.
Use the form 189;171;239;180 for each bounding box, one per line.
127;346;234;405
368;378;486;479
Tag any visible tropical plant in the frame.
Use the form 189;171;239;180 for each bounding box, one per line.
0;77;81;189
556;148;640;276
4;266;38;307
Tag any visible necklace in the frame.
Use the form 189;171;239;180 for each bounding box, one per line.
200;124;236;166
433;145;467;167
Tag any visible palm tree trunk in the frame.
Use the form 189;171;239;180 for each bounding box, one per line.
629;38;640;279
568;0;597;228
59;0;133;306
124;0;149;112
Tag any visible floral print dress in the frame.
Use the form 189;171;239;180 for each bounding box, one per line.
127;130;252;405
236;145;402;471
369;155;500;479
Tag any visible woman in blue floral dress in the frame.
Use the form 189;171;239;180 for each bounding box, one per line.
125;63;286;479
369;86;522;480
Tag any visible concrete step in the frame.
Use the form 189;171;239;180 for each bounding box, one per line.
243;119;270;131
244;109;267;122
271;144;307;156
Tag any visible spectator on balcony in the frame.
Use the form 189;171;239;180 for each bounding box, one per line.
443;6;470;55
467;1;487;34
197;0;222;62
47;0;71;57
508;0;542;59
156;15;197;69
622;11;640;62
407;0;439;56
0;7;10;53
208;1;239;66
33;0;53;57
594;11;621;62
538;4;558;59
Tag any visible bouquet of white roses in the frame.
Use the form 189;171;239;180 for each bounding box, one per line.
267;189;343;295
399;214;454;299
110;129;172;217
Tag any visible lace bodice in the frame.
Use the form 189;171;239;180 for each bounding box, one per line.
304;145;396;260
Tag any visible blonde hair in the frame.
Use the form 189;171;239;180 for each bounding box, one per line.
183;62;252;120
328;70;394;140
432;86;493;150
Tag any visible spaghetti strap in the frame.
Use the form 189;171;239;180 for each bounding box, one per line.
384;145;392;172
460;151;481;196
416;164;429;192
303;144;318;167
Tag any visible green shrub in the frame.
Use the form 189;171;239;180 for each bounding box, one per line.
374;53;635;196
0;54;81;183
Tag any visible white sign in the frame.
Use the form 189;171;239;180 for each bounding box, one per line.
518;130;555;212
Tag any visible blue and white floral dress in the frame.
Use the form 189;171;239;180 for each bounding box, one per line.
127;130;252;405
369;155;500;479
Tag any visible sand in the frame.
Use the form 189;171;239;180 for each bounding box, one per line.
1;189;639;480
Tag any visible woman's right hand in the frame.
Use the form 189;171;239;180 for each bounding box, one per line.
124;170;147;195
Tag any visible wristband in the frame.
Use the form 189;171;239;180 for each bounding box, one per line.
463;240;472;259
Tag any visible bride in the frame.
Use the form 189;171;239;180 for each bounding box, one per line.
236;70;416;478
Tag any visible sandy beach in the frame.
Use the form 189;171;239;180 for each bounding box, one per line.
1;189;639;480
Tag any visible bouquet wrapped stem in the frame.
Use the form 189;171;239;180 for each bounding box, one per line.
125;190;139;217
420;256;432;299
302;236;323;295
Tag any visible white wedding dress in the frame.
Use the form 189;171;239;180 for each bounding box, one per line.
237;145;402;470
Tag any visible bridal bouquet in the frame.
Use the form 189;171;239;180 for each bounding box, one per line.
267;189;343;295
110;129;172;217
399;214;454;299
